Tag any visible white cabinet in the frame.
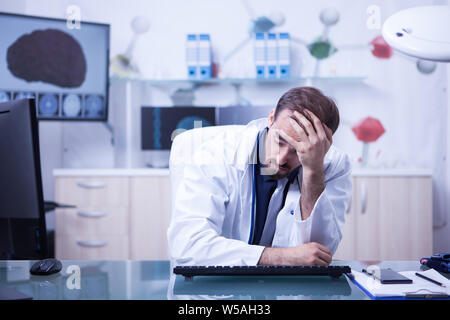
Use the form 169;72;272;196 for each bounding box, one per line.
54;170;171;260
334;176;433;261
129;176;171;260
54;170;433;261
55;176;130;260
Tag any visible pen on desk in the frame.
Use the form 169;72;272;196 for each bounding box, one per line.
415;272;446;288
362;269;378;280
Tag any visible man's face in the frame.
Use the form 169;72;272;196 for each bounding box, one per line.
263;109;302;180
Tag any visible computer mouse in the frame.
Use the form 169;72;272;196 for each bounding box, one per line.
30;258;62;276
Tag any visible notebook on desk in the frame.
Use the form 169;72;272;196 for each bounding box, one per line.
348;269;450;300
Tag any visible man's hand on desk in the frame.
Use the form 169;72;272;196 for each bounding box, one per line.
257;242;332;266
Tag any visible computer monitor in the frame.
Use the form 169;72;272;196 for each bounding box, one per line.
217;105;272;125
0;99;48;259
141;106;216;150
0;12;110;121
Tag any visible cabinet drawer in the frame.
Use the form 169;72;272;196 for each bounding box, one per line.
55;206;128;236
56;234;129;260
55;177;129;207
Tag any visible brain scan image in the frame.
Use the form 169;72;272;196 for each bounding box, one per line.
176;116;212;131
63;94;82;117
84;94;104;117
14;92;35;100
7;29;87;88
0;91;10;103
1;13;109;120
38;93;58;116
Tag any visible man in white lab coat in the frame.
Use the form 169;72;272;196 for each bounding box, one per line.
167;87;352;266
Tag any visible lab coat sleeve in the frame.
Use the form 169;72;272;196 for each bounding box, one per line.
272;151;352;255
167;152;265;266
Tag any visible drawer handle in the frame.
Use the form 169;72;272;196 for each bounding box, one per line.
77;211;107;218
361;181;367;214
76;240;108;248
76;181;107;189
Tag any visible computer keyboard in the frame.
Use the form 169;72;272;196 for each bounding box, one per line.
173;265;351;281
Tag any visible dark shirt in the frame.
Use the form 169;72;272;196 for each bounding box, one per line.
252;128;299;245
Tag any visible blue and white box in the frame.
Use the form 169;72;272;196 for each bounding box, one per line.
186;34;198;79
277;32;290;78
254;32;266;79
198;34;212;79
266;33;277;79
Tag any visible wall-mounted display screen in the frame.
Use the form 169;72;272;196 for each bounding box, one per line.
0;13;110;121
141;106;216;150
217;105;273;125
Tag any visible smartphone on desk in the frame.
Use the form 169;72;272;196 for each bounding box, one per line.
379;268;413;284
363;268;413;284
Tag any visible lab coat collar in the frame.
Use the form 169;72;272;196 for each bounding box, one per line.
232;118;267;172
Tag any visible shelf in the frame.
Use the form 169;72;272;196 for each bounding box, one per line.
109;76;366;86
108;75;367;108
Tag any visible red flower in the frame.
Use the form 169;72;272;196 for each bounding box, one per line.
352;117;385;142
370;35;393;59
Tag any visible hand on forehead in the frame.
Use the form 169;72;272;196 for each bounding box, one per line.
275;108;333;143
275;109;313;140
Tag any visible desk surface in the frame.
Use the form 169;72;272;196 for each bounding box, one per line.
0;260;434;300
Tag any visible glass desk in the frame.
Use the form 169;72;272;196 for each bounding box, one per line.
0;260;433;300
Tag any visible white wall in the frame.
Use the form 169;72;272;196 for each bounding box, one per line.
1;0;449;251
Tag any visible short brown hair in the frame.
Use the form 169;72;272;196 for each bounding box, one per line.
274;87;340;133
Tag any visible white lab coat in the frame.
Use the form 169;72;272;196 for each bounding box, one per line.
167;118;352;266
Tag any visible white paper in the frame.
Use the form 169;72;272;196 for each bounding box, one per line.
351;268;450;298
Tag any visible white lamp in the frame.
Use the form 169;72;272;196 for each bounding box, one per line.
382;5;450;62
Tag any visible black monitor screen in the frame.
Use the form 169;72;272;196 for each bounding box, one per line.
0;99;47;259
0;13;110;121
141;106;216;150
217;105;272;125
